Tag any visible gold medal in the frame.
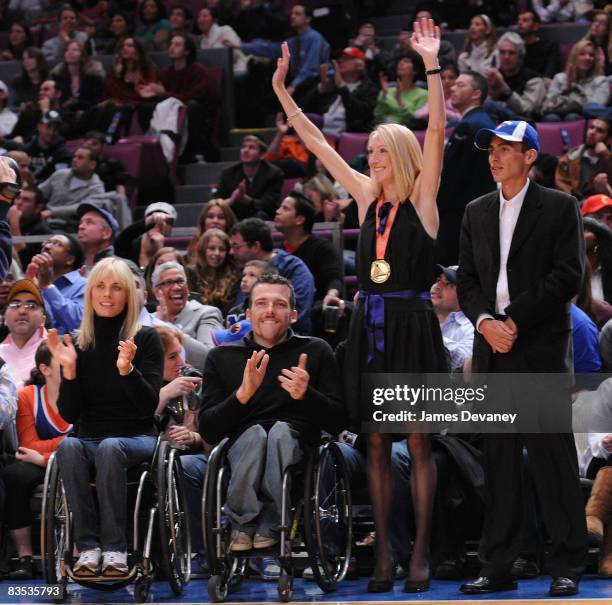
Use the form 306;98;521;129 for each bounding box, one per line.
370;259;391;283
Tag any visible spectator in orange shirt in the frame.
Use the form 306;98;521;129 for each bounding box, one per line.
0;341;72;579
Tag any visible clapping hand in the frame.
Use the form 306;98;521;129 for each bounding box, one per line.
47;329;77;379
236;349;269;404
278;353;309;400
117;337;137;375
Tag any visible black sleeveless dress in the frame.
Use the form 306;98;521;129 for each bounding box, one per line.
343;199;448;426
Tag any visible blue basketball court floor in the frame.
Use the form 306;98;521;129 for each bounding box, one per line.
0;576;611;604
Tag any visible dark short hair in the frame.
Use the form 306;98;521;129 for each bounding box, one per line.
64;233;85;269
231;218;274;252
287;190;315;234
519;9;541;24
249;273;296;310
170;3;193;20
294;3;313;18
590;117;612;137
84;130;106;144
76;147;100;166
22;183;44;206
58;5;76;21
463;70;488;104
138;0;167;23
171;33;196;64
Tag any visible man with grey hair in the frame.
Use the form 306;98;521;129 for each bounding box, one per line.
151;261;223;355
484;32;546;119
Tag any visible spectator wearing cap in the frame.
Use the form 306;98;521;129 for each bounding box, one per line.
304;46;378;138
0;279;47;389
556;118;612;199
25;234;86;334
0;81;17;138
374;52;427;128
83;131;128;194
215;136;284;221
77;203;119;270
0;157;21;285
151;261;223;356
430;265;473;373
38;146;104;232
458;120;587;598
7;183;52;270
22;110;72;183
582;194;612;230
115;202;177;269
483;32;546;121
41;6;88;63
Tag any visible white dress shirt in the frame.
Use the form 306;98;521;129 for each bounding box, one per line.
441;311;475;372
477;178;530;330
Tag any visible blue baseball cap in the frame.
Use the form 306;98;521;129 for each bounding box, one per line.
213;320;252;346
77;202;119;236
475;120;540;152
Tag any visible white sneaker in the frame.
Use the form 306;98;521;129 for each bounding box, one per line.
101;551;128;576
73;548;101;576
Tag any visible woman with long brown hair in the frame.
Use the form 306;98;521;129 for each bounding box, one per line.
186;199;238;264
457;14;497;74
187;228;240;315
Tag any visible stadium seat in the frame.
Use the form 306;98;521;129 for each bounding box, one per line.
536;120;586;156
337;132;369;164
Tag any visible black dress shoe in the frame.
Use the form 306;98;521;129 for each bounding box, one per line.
460;575;518;594
367;578;393;593
550;577;578;597
512;556;540;578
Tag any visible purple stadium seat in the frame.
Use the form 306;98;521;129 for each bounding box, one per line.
412;127;454;149
65;139;84;153
0;32;8;52
560;43;573;68
536;120;586;156
280;178;301;200
337;132;369;163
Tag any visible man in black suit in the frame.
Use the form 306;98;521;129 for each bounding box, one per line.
436;71;496;265
457;121;588;597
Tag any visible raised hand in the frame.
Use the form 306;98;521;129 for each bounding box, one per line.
332;60;344;88
278;353;309;400
379;71;389;95
47;329;77;378
410;18;440;66
117;337;137;375
276;112;290;135
272;41;291;92
236;349;269;404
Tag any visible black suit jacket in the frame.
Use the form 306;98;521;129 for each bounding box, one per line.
457;181;584;373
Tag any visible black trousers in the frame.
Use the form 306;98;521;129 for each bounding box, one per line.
1;460;45;530
478;352;588;580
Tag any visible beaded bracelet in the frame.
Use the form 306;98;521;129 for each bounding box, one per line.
286;107;303;126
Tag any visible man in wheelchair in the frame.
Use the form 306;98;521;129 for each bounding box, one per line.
198;273;345;552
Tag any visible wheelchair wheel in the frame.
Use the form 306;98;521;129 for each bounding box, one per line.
208;573;228;602
157;440;191;596
303;441;352;593
41;453;69;600
277;574;293;602
202;439;231;575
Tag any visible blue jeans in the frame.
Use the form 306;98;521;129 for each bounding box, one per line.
56;435;157;552
179;452;208;554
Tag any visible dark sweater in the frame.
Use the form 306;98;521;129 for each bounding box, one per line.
524;38;562;79
284;234;343;300
199;332;346;445
58;313;163;438
158;62;218;103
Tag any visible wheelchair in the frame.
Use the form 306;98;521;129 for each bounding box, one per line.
202;436;352;602
40;437;190;603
